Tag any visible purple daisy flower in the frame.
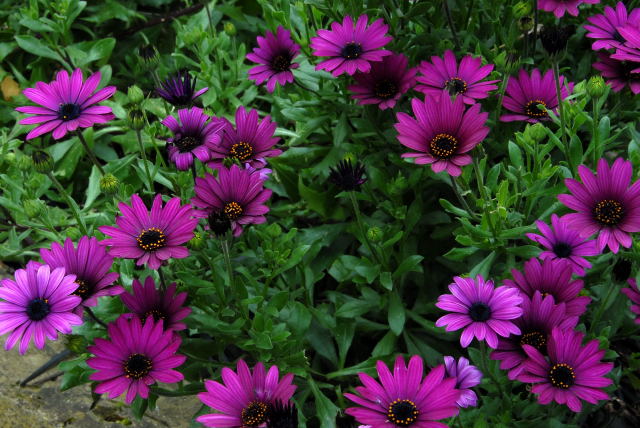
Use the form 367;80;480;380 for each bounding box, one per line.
39;236;123;316
500;68;573;123
584;2;640;50
246;26;301;92
192;164;272;237
621;278;640;324
415;50;499;105
518;327;613;412
156;70;208;107
120;276;191;332
526;214;600;276
161;107;224;171
206;106;281;169
15;68;115;140
558;157;640;254
345;355;459;427
593;51;640;94
347;53;417;110
394;91;489;177
98;194;198;270
87;316;185;404
490;292;578;380
197;359;296;427
538;0;600;19
504;258;591;317
443;356;483;408
435;275;523;349
0;263;82;354
310;14;392;77
611;25;640;71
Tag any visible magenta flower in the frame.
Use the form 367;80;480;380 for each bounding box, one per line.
490;292;578;380
156;71;208;107
310;14;392;77
593;51;640;94
344;355;460;427
611;25;640;70
0;263;82;354
538;0;600;18
395;92;489;176
584;2;640;50
247;26;301;92
526;214;600;276
435;275;523;348
558;158;640;253
197;359;296;427
15;68;115;140
621;278;640;324
192;164;272;237
347;53;416;110
504;258;591;317
500;69;573;123
415;50;499;104
120;277;190;331
161;107;224;171
39;236;123;315
443;356;483;408
206;106;281;169
518;327;612;412
87;316;185;404
99;194;198;270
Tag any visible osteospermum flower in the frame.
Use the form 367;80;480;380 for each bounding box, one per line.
395;91;489;176
267;400;298;428
87;316;185;404
584;2;640;50
15;68;116;140
415;50;499;104
161;107;224;171
156;70;208;107
621;278;640;324
247;26;301;92
310;14;392;77
443;356;483;408
99;194;198;270
0;263;82;354
490;292;578;380
518;327;612;412
500;68;573;123
612;25;640;70
347;53;417;110
192;164;272;237
206;106;281;169
558;158;640;253
593;52;640;94
526;214;600;276
197;359;296;427
39;236;123;315
120;277;190;331
538;0;600;19
435;275;523;348
328;159;367;191
504;258;591;317
344;355;460;427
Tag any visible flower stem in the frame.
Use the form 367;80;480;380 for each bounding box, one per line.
221;239;235;289
85;307;107;329
158;265;167;292
348;191;388;271
532;0;539;51
191;162;198;185
76;131;105;175
443;0;461;50
203;1;216;40
472;155;497;238
479;341;504;397
592;97;600;167
46;172;88;236
135;129;154;193
551;60;568;158
450;175;480;221
589;283;619;335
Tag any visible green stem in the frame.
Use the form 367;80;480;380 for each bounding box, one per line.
85;308;107;328
158;266;167;292
479;342;504;397
450;175;480;221
589;283;619;335
443;0;461;50
135;129;154;192
46;172;88;236
472;155;497;238
348;191;387;271
221;239;235;289
76;131;105;175
203;1;216;40
532;0;538;52
592;97;600;167
494;73;509;122
552;60;568;162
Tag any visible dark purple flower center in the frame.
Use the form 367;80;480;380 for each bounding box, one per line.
208;210;232;236
593;199;625;226
224;201;243;220
175;136;201;153
374;79;398;99
26;298;50;321
58;103;81;121
548;363;575;389
136;227;167;251
267;400;298;428
229;141;254;161
271;54;292;72
445;77;468;95
73;279;92;299
524;99;548;118
468;302;492;322
552;242;573;258
241;400;269;426
519;331;547;351
124;353;152;379
387;399;419;426
429;133;459;159
341;42;363;59
144;308;166;323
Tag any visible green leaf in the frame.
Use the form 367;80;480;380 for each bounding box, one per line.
14;35;62;61
388;292;405;336
335;319;355;368
469;251;496;278
380;271;393;291
307;377;339;428
393;255;424;278
508;141;523;168
83;166;101;210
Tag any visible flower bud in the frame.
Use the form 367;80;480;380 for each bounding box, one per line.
65;334;87;354
367;226;383;243
100;173;119;194
517;16;534;33
127;85;144;105
224;22;236;36
188;231;206;250
586;75;607;99
540;25;575;56
127;108;146;131
525;123;547;142
64;226;82;241
138;44;159;67
208;211;231;237
23;199;45;219
512;1;532;18
16;154;32;171
32;150;53;173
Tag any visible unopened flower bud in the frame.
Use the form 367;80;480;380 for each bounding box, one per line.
16;154;32;171
540;25;575;56
23;199;45;218
525;123;547;142
100;173;119;194
586;75;607;99
188;231;205;250
64;226;82;241
138;44;159;67
517;16;534;33
367;226;383;242
127;85;144;105
32;150;53;173
512;2;532;18
127;108;146;131
65;334;87;354
224;22;236;36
